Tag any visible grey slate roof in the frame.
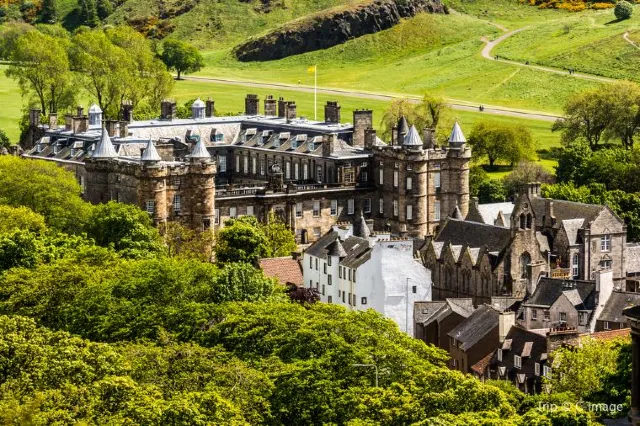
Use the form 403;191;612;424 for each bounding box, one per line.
398;116;409;136
475;202;515;226
436;218;512;254
354;213;371;238
141;139;162;162
327;239;347;258
530;198;603;226
416;298;475;327
403;125;423;146
599;291;640;323
561;219;584;245
190;138;211;159
490;325;548;378
525;278;595;309
306;231;370;268
448;305;499;351
92;130;118;159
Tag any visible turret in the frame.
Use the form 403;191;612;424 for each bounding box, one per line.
88;104;103;127
141;138;162;164
192;98;206;119
92;129;118;159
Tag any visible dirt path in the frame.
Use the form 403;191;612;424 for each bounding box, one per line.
623;31;640;49
481;26;614;83
183;76;562;122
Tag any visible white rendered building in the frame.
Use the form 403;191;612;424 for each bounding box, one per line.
303;216;432;335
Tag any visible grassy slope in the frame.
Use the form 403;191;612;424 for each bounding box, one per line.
194;11;599;113
0;66;22;142
494;8;640;81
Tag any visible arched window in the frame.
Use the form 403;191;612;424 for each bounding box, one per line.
520;253;531;279
520;213;526;229
526;213;532;229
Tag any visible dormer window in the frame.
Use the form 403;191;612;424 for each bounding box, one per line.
308;142;314;151
215;133;224;142
291;139;298;149
279;132;290;140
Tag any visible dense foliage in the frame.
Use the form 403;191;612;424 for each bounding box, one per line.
615;0;634;20
468;121;536;167
381;94;451;142
160;39;204;79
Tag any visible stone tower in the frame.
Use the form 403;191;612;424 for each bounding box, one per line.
187;138;216;230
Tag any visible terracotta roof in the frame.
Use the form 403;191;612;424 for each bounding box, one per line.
587;328;630;341
259;256;303;286
471;350;494;375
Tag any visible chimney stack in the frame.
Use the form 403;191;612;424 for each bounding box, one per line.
245;94;259;115
277;97;286;118
498;311;515;343
160;100;177;121
76;105;84;117
324;101;341;123
205;98;214;118
64;114;73;131
72;116;88;133
285;102;297;122
48;113;58;130
29;109;41;128
546;327;579;352
119;121;129;138
120;101;134;123
527;182;541;199
264;95;277;116
104;120;118;137
423;128;435;149
352;110;372;148
544;199;556;227
322;133;339;157
364;128;377;150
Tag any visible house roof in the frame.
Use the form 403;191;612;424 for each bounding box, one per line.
490;325;548;378
561;219;584;245
471;350;495;376
599;291;640;323
588;328;630;341
327;239;347;258
530;198;603;227
259;256;303;286
474;202;515;226
436;218;512;254
448;305;499;351
624;305;640;320
525;278;595;309
305;231;371;268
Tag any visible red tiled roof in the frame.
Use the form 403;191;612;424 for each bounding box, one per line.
259;256;303;286
471;350;495;376
586;328;631;341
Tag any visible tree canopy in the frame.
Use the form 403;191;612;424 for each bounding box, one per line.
468;121;536;167
380;94;451;141
160;39;205;79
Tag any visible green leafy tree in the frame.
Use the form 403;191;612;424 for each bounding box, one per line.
468;121;536;167
615;0;634;20
381;94;450;141
84;201;163;257
0;230;45;271
163;221;214;261
0;156;90;233
477;179;507;203
502;161;554;198
215;216;269;264
0;205;47;235
160;39;204;79
0;129;10;149
96;0;113;20
262;211;296;257
77;0;99;27
5;30;76;117
40;0;57;23
469;165;489;198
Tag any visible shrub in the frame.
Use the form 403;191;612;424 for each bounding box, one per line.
615;0;634;19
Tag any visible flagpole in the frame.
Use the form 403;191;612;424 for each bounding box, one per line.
314;65;317;121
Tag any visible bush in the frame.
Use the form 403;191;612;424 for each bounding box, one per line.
615;1;633;19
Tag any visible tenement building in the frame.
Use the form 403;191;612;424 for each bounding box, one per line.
24;95;471;242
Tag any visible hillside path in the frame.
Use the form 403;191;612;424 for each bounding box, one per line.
481;26;614;83
183;76;561;122
623;31;640;49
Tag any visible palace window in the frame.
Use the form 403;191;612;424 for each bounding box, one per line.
601;234;611;252
313;200;320;217
146;200;155;215
328;275;332;285
235;155;240;172
604;321;610;330
579;312;588;325
535;363;540;376
296;202;303;218
393;200;398;217
243;156;249;173
285;161;291;179
294;163;299;180
252;157;257;174
532;309;538;321
572;254;579;278
600;259;612;270
434;171;441;189
173;194;181;214
331;199;338;216
361;297;367;305
379;169;384;185
303;164;309;180
360;171;368;182
218;155;227;172
393;171;399;188
328;296;333;303
313;227;321;238
497;349;502;361
544;310;550;321
434;201;441;220
364;198;371;214
406;205;413;220
379;198;384;214
347;199;355;215
543;366;552;378
260;159;265;176
229;207;237;219
406;177;412;191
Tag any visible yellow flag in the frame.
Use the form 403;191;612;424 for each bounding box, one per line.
307;65;316;74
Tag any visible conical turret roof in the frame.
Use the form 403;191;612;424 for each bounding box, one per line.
451;205;464;220
354;212;371;238
190;138;211;159
327;239;347;258
92;129;118;159
403;125;423;146
398;115;409;136
141;138;161;162
449;121;467;144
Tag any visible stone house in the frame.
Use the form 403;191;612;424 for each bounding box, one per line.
414;298;475;351
596;290;640;332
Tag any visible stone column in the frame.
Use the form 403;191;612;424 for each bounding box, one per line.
625;306;640;426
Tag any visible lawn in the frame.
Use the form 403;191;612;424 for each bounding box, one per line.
0;66;22;143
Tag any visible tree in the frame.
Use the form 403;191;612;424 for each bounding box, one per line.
468;121;536;167
0;156;90;233
77;0;99;27
96;0;113;20
0;230;45;272
469;165;490;198
0;129;9;149
0;205;47;235
502;161;554;198
615;0;634;20
84;201;163;257
5;30;76;117
262;211;296;257
215;216;268;264
604;81;640;149
163;222;214;261
381;94;450;141
40;0;57;23
477;180;507;203
160;40;204;79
